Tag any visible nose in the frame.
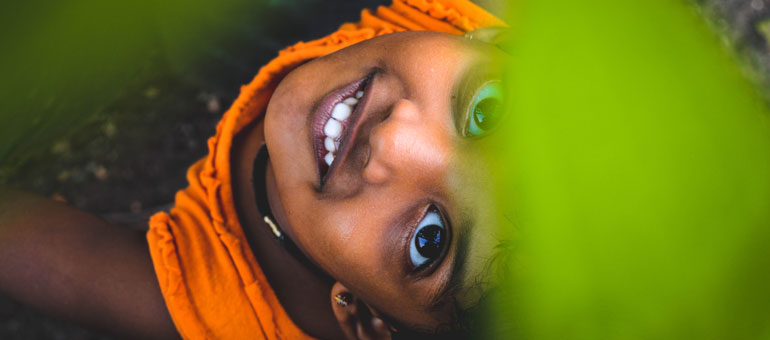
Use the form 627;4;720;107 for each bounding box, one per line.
363;99;451;186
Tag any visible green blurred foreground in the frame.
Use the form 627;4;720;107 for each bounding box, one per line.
487;0;770;339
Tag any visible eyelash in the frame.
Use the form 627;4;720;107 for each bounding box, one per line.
407;205;450;272
464;80;503;137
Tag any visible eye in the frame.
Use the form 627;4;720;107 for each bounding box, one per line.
409;207;448;269
466;81;503;137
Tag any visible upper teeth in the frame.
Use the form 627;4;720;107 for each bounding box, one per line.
323;92;362;166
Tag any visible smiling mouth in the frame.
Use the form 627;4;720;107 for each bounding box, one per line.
312;73;374;186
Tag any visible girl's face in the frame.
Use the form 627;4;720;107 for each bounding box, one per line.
264;31;506;330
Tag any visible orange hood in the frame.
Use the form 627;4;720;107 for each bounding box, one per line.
146;1;504;339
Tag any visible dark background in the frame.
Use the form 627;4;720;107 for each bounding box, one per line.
0;0;768;338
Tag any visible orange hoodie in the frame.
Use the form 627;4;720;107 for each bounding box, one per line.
146;1;504;339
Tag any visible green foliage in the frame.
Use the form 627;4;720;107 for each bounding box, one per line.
488;0;770;339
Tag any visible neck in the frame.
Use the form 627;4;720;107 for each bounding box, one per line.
231;120;343;339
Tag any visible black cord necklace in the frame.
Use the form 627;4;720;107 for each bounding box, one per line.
251;145;332;281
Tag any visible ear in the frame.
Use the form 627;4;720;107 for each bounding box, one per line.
330;282;393;340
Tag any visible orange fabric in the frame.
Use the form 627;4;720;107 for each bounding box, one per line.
146;1;504;339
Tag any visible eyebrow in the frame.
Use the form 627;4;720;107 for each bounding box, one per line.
429;211;472;312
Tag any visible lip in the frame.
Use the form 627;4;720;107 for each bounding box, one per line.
311;72;375;187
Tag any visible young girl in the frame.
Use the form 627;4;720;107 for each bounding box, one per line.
0;1;508;339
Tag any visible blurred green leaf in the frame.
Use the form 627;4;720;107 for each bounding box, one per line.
490;0;770;339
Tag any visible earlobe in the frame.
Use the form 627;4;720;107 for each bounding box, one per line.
330;282;392;340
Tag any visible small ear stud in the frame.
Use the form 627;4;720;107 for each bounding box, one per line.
334;293;350;307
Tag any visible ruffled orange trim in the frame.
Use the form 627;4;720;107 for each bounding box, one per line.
392;0;464;34
399;0;508;32
360;8;408;33
148;182;217;339
377;5;428;31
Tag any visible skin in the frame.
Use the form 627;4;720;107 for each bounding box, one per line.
244;31;508;338
0;15;508;340
0;189;180;339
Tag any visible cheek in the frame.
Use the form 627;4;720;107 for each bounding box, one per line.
265;73;312;141
290;197;395;277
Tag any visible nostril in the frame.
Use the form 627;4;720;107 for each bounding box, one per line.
378;103;394;125
362;123;395;185
362;155;390;185
388;99;421;123
362;142;372;169
362;99;423;185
